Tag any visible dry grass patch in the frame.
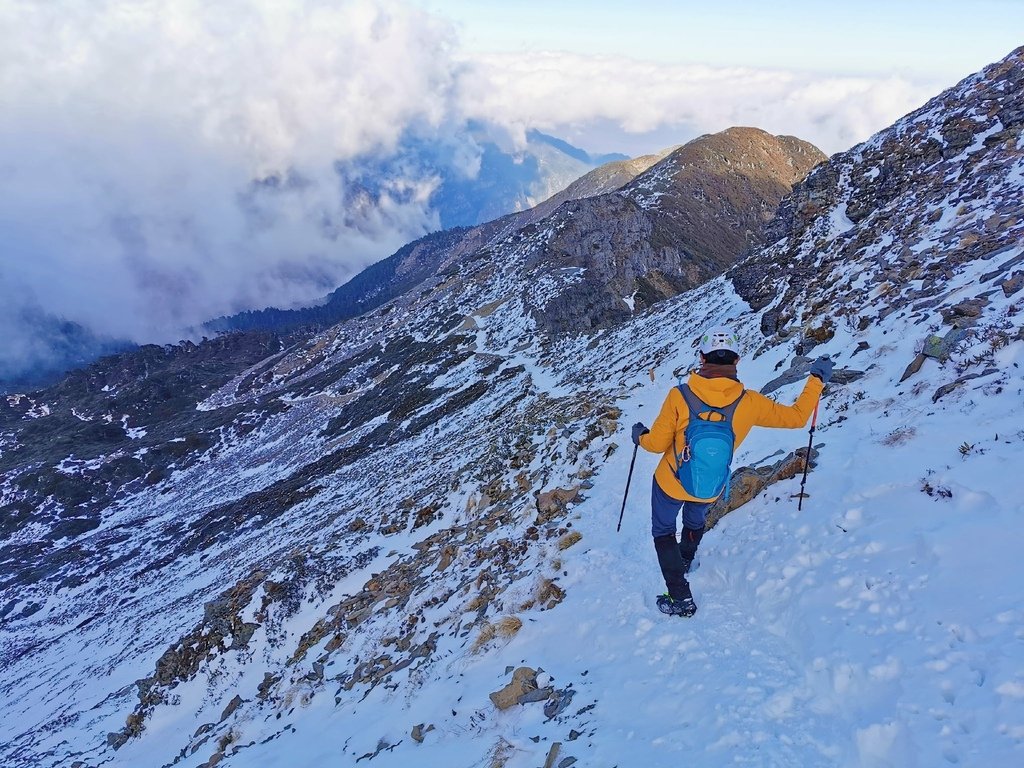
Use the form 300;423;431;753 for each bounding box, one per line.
537;578;566;610
881;426;917;446
471;615;523;652
466;593;489;613
557;531;582;550
487;737;516;768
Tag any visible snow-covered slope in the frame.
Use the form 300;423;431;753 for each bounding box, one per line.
2;48;1024;768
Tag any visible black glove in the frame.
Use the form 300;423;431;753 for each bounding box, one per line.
809;356;834;383
631;422;649;446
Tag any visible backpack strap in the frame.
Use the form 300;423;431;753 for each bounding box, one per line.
677;384;745;422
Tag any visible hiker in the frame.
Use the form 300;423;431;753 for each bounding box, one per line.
631;326;833;617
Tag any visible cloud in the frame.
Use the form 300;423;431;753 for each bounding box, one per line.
459;52;941;155
1;0;464;365
0;1;946;383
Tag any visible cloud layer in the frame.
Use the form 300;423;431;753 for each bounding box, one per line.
0;0;941;381
460;52;939;156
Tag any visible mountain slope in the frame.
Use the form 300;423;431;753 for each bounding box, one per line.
520;127;825;333
210;129;819;338
0;129;621;393
520;149;673;224
2;49;1023;768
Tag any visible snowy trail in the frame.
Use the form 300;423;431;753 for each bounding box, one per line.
546;469;853;768
589;553;851;766
488;339;1024;768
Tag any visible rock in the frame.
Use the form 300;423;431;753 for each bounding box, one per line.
412;504;438;530
557;531;582;550
900;353;927;382
804;323;835;344
851;341;871;357
1003;271;1024;297
543;687;576;719
759;356;811;395
940;115;978;156
106;731;130;750
219;695;243;722
535;486;580;523
558;759;578;768
830;368;865;385
489;666;537;710
942;298;987;324
411;723;434;743
923;327;970;361
543;742;563;768
256;672;280;700
760;356;860;395
932;368;1000;403
518;687;555;704
538;579;566;610
707;449;814;526
435;544;458;573
228;622;259;650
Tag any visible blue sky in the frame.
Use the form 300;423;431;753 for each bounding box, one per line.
418;0;1022;81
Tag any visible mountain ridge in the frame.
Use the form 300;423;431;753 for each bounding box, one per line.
208;128;822;338
2;48;1023;768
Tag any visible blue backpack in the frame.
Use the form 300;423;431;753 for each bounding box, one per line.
674;384;745;502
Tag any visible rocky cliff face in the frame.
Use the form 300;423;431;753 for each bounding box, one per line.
2;50;1022;768
522;127;825;333
731;48;1024;341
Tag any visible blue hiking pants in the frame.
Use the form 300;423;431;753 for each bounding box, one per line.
651;478;712;537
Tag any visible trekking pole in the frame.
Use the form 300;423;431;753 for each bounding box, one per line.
796;399;820;512
616;444;640;532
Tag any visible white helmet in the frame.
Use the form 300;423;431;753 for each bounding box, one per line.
699;326;740;356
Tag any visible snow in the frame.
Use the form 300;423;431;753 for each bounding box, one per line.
827;202;854;239
97;249;1019;768
25;402;50;418
4;52;1024;768
121;415;147;439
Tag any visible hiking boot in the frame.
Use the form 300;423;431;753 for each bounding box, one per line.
656;593;697;618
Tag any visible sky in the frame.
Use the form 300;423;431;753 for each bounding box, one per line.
419;0;1024;153
1;0;1021;380
421;0;1021;78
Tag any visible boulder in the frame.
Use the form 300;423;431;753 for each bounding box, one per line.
923;327;970;361
900;354;927;382
941;298;987;324
489;666;537;710
411;723;434;743
535;487;580;523
219;695;243;722
707;448;814;527
1002;271;1024;297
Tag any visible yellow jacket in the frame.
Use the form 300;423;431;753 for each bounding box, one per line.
639;372;823;502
